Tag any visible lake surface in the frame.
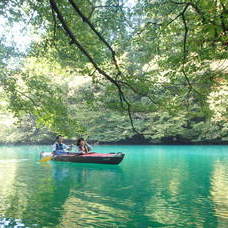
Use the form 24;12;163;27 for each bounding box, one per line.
0;145;227;227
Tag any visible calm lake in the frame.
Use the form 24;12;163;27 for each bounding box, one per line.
0;145;227;227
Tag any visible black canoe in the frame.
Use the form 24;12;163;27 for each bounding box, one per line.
40;152;125;165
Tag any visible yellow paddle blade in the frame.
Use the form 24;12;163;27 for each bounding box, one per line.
39;156;52;162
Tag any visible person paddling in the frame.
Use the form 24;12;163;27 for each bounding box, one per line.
52;135;72;155
76;138;92;154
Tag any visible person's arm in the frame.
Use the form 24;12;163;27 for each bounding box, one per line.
86;143;92;152
52;143;57;155
52;143;56;152
63;144;72;151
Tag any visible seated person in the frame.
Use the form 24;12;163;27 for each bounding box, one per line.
76;138;92;154
52;135;72;155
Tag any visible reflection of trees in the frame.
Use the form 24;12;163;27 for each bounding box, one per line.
1;145;227;227
1;155;124;227
120;149;185;227
1;161;57;227
16;163;83;227
0;148;71;227
54;164;126;227
121;147;219;227
0;146;34;222
211;160;228;227
0;149;18;215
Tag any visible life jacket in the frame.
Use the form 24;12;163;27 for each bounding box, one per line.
55;143;64;152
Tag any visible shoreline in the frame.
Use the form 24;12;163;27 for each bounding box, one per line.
1;140;228;146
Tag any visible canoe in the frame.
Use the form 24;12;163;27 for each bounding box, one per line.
40;152;125;165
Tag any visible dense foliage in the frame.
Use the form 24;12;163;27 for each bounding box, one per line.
0;0;227;144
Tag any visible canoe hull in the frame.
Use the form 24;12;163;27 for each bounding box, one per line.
40;152;125;165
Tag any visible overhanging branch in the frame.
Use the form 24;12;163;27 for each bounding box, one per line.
68;0;122;77
49;0;143;134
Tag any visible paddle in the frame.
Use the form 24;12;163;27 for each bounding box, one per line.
39;156;52;162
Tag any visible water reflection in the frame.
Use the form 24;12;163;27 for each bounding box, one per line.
1;155;124;227
0;156;17;216
0;145;227;227
120;146;221;227
50;162;125;227
211;160;228;227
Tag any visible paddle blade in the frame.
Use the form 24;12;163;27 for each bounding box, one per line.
40;156;52;162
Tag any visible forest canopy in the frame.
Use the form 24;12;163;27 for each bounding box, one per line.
0;0;227;144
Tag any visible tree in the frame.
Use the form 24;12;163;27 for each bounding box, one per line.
0;0;227;140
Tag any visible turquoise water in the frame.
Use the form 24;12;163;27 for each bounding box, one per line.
0;145;227;227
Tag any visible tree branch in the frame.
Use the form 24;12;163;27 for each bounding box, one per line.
51;7;57;39
68;0;122;77
181;11;188;62
49;0;142;134
50;0;116;85
170;1;206;23
117;80;158;105
182;68;203;99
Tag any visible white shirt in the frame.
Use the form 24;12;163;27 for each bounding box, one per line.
52;143;70;152
77;144;93;153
